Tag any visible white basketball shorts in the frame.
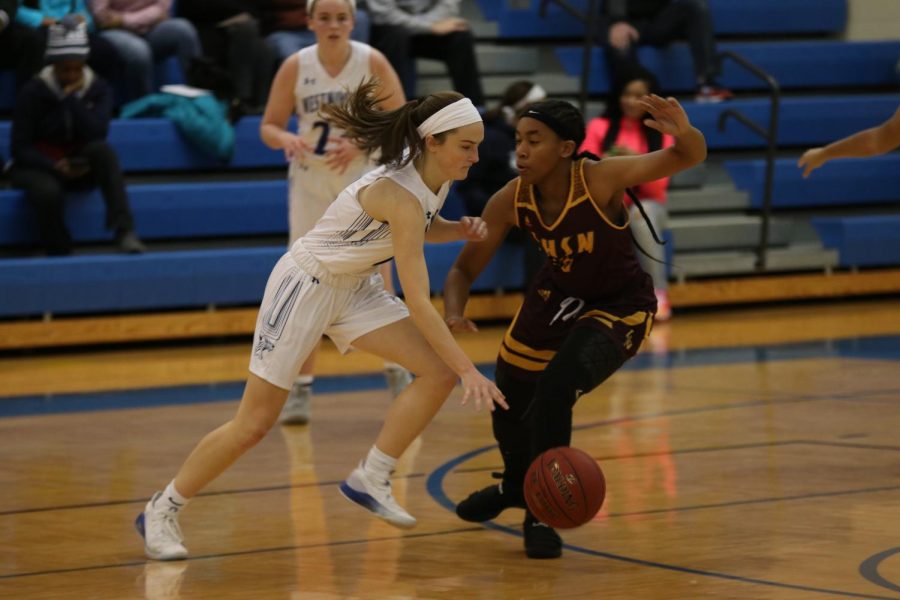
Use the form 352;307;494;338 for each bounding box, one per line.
249;249;409;390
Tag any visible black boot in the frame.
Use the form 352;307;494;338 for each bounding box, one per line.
456;476;526;522
523;512;562;559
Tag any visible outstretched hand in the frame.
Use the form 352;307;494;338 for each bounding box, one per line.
639;94;692;137
797;147;827;178
459;216;488;241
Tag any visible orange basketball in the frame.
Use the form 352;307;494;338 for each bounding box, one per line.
524;446;606;529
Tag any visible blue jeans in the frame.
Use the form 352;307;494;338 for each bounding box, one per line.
101;18;202;98
266;9;371;62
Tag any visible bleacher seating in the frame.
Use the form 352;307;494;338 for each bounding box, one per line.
0;181;289;246
0;242;525;317
812;216;900;267
478;0;847;39
1;0;898;331
725;155;900;209
686;95;900;150
556;40;900;94
0;116;288;172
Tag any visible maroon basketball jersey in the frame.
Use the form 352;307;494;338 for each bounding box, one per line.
514;158;654;303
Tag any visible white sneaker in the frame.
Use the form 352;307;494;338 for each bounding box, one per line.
280;382;311;424
339;464;417;529
384;366;413;399
135;491;188;561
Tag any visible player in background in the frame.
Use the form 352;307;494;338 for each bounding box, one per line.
261;0;410;425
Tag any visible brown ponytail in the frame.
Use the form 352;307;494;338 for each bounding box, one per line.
321;78;465;168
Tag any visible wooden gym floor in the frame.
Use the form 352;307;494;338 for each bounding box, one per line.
0;298;899;599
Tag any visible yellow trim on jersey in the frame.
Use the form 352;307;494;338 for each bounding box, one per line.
499;344;550;372
528;161;580;232
580;309;650;327
580;159;631;231
513;178;523;228
502;331;557;361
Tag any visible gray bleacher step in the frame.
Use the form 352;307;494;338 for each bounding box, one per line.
416;72;580;99
668;215;793;251
668;184;750;214
672;244;839;279
417;45;539;76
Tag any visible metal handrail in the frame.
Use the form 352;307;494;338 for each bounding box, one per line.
539;0;599;115
716;50;781;270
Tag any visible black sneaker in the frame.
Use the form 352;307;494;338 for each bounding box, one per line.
523;513;562;559
456;482;525;522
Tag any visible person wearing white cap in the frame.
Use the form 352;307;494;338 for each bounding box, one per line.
136;79;507;561
8;16;146;255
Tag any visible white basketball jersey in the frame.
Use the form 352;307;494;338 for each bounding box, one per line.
293;40;372;168
294;160;450;275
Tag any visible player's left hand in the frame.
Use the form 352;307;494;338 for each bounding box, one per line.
639;94;691;137
459;216;488;241
797;147;827;178
324;136;361;175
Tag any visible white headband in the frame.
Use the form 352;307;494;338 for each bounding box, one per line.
307;0;356;12
416;98;482;138
513;84;547;111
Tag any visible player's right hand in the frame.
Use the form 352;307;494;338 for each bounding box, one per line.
459;368;507;412
281;133;312;162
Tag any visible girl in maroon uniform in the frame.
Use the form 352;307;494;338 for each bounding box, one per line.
443;95;706;559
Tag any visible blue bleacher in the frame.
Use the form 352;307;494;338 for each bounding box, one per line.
479;0;847;39
0;181;289;246
0;116;287;172
724;155;900;209
812;215;900;267
556;40;900;94
0;242;525;318
684;95;900;149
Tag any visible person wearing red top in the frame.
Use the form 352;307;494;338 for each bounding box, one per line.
581;66;674;320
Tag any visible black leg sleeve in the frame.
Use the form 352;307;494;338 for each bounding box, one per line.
531;326;627;455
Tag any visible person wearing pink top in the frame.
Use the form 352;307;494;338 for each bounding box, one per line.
581;66;674;320
90;0;202;99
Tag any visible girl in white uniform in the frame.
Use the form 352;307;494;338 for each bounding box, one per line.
136;80;508;560
260;0;408;424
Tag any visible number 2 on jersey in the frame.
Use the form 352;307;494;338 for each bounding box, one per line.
312;120;330;155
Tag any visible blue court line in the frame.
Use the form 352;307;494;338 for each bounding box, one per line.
860;547;900;594
1;334;899;418
426;442;900;600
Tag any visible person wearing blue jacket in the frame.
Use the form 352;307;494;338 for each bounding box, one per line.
8;17;145;255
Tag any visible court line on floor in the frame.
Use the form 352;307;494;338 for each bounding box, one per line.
2;334;898;416
0;525;486;581
2;387;897;518
859;547;900;594
427;444;900;600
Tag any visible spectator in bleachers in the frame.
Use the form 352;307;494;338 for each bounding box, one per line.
8;17;145;255
580;66;674;320
178;0;275;113
256;0;372;62
90;0;202;99
455;80;546;285
598;0;731;103
13;0;126;86
798;107;900;178
366;0;484;105
0;0;44;86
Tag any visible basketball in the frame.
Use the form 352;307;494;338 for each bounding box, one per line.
524;447;606;529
